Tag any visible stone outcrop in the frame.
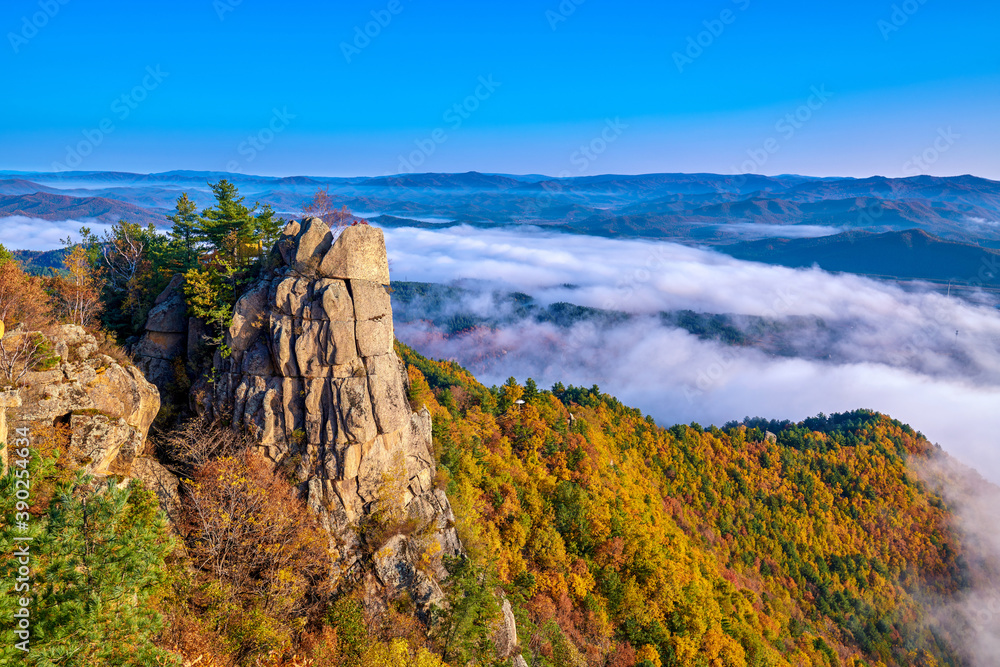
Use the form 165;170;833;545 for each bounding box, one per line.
134;275;212;401
194;219;462;608
134;274;188;391
494;598;519;660
1;325;161;479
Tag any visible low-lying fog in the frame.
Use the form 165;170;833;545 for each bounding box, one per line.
383;224;1000;485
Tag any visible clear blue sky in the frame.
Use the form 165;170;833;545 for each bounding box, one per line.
1;0;997;178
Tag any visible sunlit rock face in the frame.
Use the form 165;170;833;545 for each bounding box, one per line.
1;324;162;481
196;219;462;606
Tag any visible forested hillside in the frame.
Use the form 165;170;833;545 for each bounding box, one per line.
398;343;993;667
0;181;995;665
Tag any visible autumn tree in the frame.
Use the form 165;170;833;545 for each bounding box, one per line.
0;250;57;387
0;248;52;330
97;220;169;337
50;245;103;327
171;423;334;661
303;186;355;229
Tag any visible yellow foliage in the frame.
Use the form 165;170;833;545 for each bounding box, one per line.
360;638;448;667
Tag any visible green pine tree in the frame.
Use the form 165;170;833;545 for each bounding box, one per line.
166;193;202;271
199;180;285;264
200;179;252;254
0;464;179;666
434;556;501;665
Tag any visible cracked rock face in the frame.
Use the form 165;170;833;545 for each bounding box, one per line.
1;325;161;479
196;220;462;605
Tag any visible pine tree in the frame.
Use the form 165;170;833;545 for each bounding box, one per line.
199;180;285;264
0;468;178;666
166;193;201;271
200;179;252;254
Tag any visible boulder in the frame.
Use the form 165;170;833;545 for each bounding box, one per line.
365;353;410;434
145;280;188;333
319;225;391;285
229;282;269;355
356;317;394;357
276;221;301;265
6;326;160;478
293;217;334;276
133;331;186;361
135;277;191;397
494;598;519;660
131;456;181;520
350;279;392;321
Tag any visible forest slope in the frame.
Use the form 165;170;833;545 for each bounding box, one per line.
398;342;996;667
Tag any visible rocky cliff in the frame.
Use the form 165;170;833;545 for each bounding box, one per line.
0;325;170;496
184;219;463;607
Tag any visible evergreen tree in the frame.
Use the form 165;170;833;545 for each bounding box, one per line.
0;467;178;666
200;179;252;254
199;180;285;264
166;193;201;271
251;202;284;254
434;556;500;665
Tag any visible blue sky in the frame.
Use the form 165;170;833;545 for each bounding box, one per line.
1;0;997;178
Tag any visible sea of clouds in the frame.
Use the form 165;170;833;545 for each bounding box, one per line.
0;217;114;251
385;223;1000;664
383;224;1000;485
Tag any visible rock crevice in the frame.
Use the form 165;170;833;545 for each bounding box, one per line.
193;220;461;606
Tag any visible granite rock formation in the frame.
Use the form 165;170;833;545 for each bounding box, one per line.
0;325;172;502
194;220;462;606
134;274;213;400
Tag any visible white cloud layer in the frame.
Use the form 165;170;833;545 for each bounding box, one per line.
0;217;114;251
383;225;1000;484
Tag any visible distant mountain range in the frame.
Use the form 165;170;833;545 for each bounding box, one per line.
0;191;168;227
3;169;1000;285
719;229;1000;288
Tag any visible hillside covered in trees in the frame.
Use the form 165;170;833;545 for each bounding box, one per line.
0;181;996;666
396;344;996;667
